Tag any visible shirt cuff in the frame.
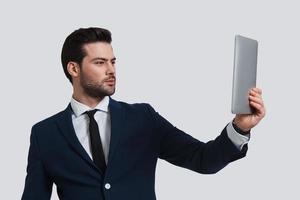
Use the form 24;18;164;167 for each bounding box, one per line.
226;121;250;151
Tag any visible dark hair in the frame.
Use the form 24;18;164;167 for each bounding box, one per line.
61;27;112;84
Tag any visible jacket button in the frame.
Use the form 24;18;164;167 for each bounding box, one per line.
105;183;111;190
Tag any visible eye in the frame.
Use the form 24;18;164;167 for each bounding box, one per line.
95;61;105;65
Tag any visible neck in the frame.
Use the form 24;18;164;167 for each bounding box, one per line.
72;88;105;109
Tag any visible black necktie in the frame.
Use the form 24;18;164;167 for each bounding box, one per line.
85;109;106;173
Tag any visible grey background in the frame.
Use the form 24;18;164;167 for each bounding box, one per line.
1;0;299;199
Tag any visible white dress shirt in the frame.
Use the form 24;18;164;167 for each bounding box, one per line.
70;96;249;165
227;120;250;150
70;96;111;164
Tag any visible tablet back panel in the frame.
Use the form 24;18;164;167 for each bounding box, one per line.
231;35;258;114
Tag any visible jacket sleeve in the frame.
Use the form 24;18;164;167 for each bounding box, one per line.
21;125;53;200
146;104;248;174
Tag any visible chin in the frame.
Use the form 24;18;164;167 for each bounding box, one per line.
106;88;116;96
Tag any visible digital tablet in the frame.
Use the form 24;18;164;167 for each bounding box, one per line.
231;35;258;114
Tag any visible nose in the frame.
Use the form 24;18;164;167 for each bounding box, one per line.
106;62;115;75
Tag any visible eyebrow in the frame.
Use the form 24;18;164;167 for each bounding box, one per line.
91;57;116;62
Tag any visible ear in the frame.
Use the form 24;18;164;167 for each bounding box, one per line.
67;62;80;79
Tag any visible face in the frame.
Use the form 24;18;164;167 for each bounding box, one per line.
79;42;116;98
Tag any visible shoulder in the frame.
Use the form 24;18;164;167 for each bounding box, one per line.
31;107;67;132
110;97;154;111
109;98;157;119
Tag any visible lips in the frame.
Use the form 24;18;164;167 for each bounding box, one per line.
105;78;115;85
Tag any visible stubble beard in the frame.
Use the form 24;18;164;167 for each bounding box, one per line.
80;74;116;99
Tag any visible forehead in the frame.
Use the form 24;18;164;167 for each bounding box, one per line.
83;42;114;58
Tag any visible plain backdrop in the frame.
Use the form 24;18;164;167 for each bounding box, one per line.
1;0;299;199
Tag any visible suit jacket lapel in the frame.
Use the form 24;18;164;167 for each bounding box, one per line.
55;97;125;177
106;97;125;170
55;103;104;176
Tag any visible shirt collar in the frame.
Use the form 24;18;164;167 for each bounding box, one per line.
70;95;110;117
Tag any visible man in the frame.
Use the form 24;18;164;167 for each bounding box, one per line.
21;27;265;200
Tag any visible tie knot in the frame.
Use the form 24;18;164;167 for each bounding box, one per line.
85;109;98;119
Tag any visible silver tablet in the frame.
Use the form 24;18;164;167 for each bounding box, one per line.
231;35;258;114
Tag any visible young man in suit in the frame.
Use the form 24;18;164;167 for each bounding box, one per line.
21;27;265;200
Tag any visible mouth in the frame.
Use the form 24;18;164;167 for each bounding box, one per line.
105;78;115;85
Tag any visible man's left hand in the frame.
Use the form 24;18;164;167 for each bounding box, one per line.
234;87;266;132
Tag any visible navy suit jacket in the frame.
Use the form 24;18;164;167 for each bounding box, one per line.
22;97;247;200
